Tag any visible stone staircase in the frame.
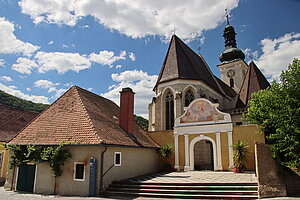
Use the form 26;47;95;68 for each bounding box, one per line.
104;172;259;199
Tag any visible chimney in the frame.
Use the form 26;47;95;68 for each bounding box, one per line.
119;87;135;134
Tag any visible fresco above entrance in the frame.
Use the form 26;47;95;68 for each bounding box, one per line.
177;99;230;126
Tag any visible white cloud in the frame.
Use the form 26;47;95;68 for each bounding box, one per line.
34;79;66;98
254;32;300;80
48;41;54;45
0;59;5;67
88;87;93;91
62;44;69;48
0;17;40;56
34;79;59;89
18;0;239;41
0;82;49;104
12;57;38;74
26;87;31;91
34;51;91;74
244;48;259;60
0;76;13;82
129;52;136;61
102;69;158;117
89;50;126;67
18;0;79;26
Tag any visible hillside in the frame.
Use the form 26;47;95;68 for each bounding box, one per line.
0;90;48;113
0;90;148;130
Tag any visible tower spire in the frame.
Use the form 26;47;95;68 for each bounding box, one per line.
219;12;245;63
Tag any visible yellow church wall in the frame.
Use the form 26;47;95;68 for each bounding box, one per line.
220;133;229;170
232;124;265;170
0;142;9;178
147;131;175;169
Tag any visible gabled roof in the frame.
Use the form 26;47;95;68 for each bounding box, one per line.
238;61;270;107
9;86;159;148
155;35;224;95
0;105;38;142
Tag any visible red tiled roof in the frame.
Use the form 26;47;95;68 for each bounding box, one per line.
0;105;38;142
9;86;159;148
238;61;270;107
155;35;225;96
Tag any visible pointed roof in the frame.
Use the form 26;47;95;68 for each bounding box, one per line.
0;104;38;142
238;61;270;106
155;35;224;95
9;86;159;148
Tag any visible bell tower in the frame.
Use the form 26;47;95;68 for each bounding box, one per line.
218;10;247;93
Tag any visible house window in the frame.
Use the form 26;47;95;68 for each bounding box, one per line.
73;162;85;181
114;152;121;166
230;78;234;87
165;91;174;130
184;89;194;107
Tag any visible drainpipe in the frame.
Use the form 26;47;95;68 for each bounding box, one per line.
99;146;107;195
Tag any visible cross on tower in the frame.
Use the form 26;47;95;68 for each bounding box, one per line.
171;26;178;35
225;9;230;25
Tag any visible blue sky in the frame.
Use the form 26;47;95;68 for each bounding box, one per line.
0;0;299;118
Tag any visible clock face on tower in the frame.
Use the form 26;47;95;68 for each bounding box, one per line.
227;69;235;78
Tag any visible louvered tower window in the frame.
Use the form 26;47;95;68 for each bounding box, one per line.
165;91;174;130
230;78;234;87
184;89;194;107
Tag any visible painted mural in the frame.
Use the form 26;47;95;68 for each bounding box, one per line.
180;100;224;123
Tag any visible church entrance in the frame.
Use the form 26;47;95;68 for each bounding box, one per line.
194;140;214;170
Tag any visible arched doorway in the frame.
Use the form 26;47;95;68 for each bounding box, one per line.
194;140;214;170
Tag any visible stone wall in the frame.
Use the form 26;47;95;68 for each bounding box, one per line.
255;142;287;198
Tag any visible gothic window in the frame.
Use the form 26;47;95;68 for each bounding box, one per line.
184;89;194;107
165;91;174;130
230;78;234;87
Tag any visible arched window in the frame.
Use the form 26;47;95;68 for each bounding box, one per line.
184;89;195;107
230;78;234;87
165;91;174;130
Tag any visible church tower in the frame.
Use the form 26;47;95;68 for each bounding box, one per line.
218;20;248;93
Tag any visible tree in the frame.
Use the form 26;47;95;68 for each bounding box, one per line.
232;141;249;172
160;144;173;171
245;58;300;169
134;115;148;131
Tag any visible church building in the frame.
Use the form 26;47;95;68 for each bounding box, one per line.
148;22;270;171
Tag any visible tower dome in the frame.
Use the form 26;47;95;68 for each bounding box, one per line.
219;24;245;63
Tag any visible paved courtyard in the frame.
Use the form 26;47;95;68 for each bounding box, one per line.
125;171;258;183
0;171;299;199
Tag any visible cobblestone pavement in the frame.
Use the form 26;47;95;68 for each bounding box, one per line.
125;171;258;183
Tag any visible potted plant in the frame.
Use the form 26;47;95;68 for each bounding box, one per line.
232;141;249;173
160;144;173;171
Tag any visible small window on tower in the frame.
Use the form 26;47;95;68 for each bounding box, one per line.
230;78;234;87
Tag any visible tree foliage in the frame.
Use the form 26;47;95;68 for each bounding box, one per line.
245;58;300;169
134;115;148;131
5;143;71;177
232;141;249;172
0;90;48;113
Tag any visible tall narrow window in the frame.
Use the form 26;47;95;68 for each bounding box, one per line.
230;78;234;87
184;89;195;107
165;91;174;130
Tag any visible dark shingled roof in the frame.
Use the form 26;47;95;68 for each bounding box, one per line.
0;105;38;142
238;61;270;107
155;35;224;95
9;86;159;149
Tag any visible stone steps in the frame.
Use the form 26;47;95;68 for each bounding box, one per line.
104;182;258;199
